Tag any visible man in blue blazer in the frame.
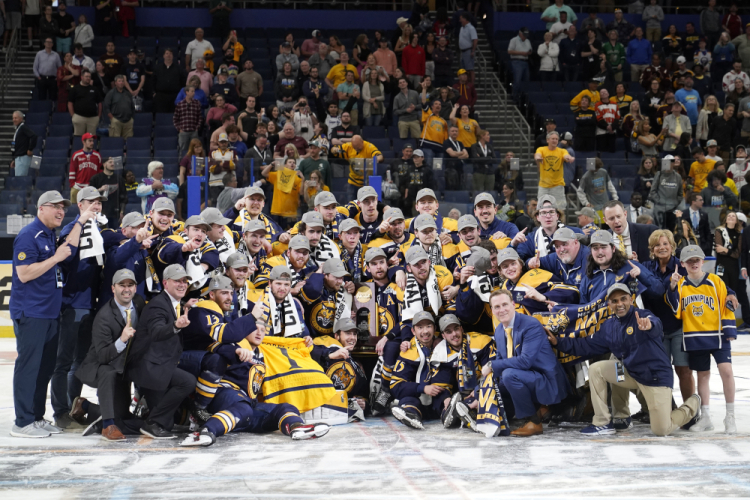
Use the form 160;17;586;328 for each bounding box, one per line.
603;200;659;262
481;289;570;437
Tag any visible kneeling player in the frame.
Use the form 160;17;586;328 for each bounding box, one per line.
181;318;330;446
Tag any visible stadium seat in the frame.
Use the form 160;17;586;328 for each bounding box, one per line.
44;137;71;151
0;190;27;208
0;203;23;217
35;176;63;192
618;191;631;204
38;163;67;178
155;126;178;137
137;36;156;48
5;176;33;191
369;138;391;152
362;126;386;139
126;136;151;151
154;136;178;151
125;202;142;213
101;137;125;150
133;125;153;137
25;112;50;126
100;150;124;160
49;124;73;137
155;113;174;127
128;163;149;179
443;190;470;202
331;178;348;191
51;113;73;126
133;114;153;127
27;100;54;113
380;151;396;159
28;124;47;138
163;164;179;178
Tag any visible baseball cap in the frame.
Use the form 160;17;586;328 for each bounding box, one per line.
738;213;748;224
537;194;557;209
396;16;408;25
563;131;573;141
218;67;228;75
309;139;322;148
244;186;266;198
301;211;325;228
707;139;718;147
384;207;405;222
663;154;675;160
552;227;577;242
282;41;291;48
315;191;337;206
614;8;622;12
457;69;467;76
474;192;496;206
676;56;686;64
121;212;146;228
163;263;190;281
151;197;175;214
322;258;350;277
519;27;530;35
497;247;520;265
574;207;597;218
605;283;631;300
81;132;96;141
339;218;363;233
200;207;231;226
438;314;461;332
457;214;478;231
335;317;357;332
218;132;229;142
269;265;293;281
402;143;414;151
288;235;311;251
589;230;614;246
412;310;435;325
680;245;705;262
208;275;234;292
544;118;556;124
413;213;437;231
312;30;321;38
226;252;250;269
184;215;211;231
112;268;136;285
364;247;387;263
243;219;267;233
128;47;137;54
405;245;429;265
77;185;107;203
736;145;746;152
136;49;144;56
37;190;72;208
416;188;437;202
357;186;378;202
467;247;491;275
413;149;425;157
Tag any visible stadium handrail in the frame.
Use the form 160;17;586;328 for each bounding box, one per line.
0;29;19;105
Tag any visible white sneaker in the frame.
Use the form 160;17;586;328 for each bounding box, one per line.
725;414;737;434
35;419;62;434
10;423;50;438
689;414;715;432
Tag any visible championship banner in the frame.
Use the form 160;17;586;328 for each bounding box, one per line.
0;262;12;338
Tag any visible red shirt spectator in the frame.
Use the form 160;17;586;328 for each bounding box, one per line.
69;133;103;190
402;36;426;78
723;9;743;39
452;70;477;111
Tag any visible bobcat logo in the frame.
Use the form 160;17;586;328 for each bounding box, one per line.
546;310;570;333
312;302;335;334
328;362;356;392
249;365;265;399
691;304;704;317
279;170;294;185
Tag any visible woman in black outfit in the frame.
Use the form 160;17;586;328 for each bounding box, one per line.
574;95;598;151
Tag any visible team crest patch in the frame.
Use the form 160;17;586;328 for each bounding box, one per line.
327;361;357;393
626;326;633;335
691;304;704;316
17;252;26;261
249;365;265;399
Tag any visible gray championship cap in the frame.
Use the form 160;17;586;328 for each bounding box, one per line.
364;247;387;263
243;219;267;233
537;194;557;209
467;247;492;275
37;190;72;208
589;230;614;246
415;188;437;202
77;185;107;203
184;215;212;231
357;186;378;202
322;258;350;277
457;214;478;232
335;317;358;332
244;186;266;199
301;211;325;228
225;252;250;269
413;213;437;231
384;206;405;222
314;191;337;207
288;235;311;251
208;275;234;292
163;263;190;281
412;310;435;325
680;245;706;262
605;283;632;300
552;227;577;243
151;197;176;214
438;314;461;332
405;245;430;265
269;265;293;281
339;218;364;233
121;212;146;228
201;207;231;226
497;247;521;265
412;149;424;157
574;207;597;218
112;268;136;285
474;192;496;206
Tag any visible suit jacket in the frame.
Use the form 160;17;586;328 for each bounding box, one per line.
127;290;184;391
491;313;569;406
623;204;654;224
609;222;658;262
75;296;145;387
681;209;713;256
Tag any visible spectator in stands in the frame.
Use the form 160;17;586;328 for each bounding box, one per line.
508;27;532;98
209;113;236;149
727;78;749;108
402;33;426;88
136;161;178;213
702;170;738;209
208;0;232;40
450;103;479;149
537;32;560;82
233;60;262;108
453;68;476;115
643;78;663;123
595;88;619;152
607;8;634;46
68;70;103;136
209;133;237;202
700;0;721;50
92;60;110;95
174;86;203;158
732;24;750;73
352;34;371;70
570;79;601;111
261;157;304;227
582;12;607;42
662;101;692;152
185;28;213;70
497;150;524;192
68;132;103;203
89;157;126;225
404;150;433;214
10;111;37;177
610;83;633;116
424;33;437;80
574;95;598;151
73;15;94;54
535;118;557;149
99;41;123;83
419;99;448;166
179;138;206;185
431;36;453;88
363;70;385;127
361;55;388;86
279;32;301;57
209;68;238;108
635;118;663;156
394;77;422;139
550;11;571;44
558;25;582;82
602;30;625;83
124;170;139;203
118;48;144;98
206;95;237;135
38;6;59;49
696;95;721;147
325;52;358;93
661;25;682;71
722;3;742;39
714;33;735;82
274;122;309;159
290;97;317;142
458;13;478;84
236;96;261;138
443;125;469;183
535;131;574;209
103;75;135;139
722;60;749;93
540;0;577;30
633;156;657;198
581;29;603;81
394;23;412;66
675;76;702;128
301;30;321;60
71;43;95;74
275;62;300;116
337;70;362;124
33;37;61;100
113;0;137;38
433;86;455;123
707;103;735;163
277;42;300;77
330;111;359;146
626;27;652;84
309;44;336;85
469;129;495;192
577;157;618;211
54;1;74;54
694;38;712;73
57;52;80;113
23;0;41;48
152;48;183;113
642;0;664;42
186;57;212;97
672;57;694;90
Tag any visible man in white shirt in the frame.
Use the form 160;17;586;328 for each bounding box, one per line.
550;11;572;44
185;28;214;70
705;139;722;162
728;145;748;189
72;43;95;73
722;60;750;93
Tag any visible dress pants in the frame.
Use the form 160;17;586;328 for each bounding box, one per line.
13;315;59;427
139;367;196;430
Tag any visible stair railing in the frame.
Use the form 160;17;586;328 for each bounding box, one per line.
0;28;20;105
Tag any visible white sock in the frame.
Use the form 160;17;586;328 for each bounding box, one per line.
701;405;711;419
726;403;735;415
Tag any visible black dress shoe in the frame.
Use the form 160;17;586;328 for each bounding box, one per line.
140;421;176;440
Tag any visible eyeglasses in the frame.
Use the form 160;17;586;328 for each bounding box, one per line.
538;210;557;217
42;203;66;211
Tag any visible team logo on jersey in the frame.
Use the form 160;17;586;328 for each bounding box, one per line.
327;361;356;393
312;301;336;335
691;304;704;316
626;326;634;335
249;365;265;399
17;252;26;261
575;273;582;284
378;306;395;336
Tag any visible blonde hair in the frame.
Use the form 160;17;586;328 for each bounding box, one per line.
648;229;677;259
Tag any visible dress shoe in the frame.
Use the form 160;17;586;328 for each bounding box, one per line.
140;421;176;440
102;424;126;441
69;397;88;425
511;420;543;437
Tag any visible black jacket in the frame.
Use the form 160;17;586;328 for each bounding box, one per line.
75;295;145;387
153;62;185;95
681;208;713;256
11;123;38;157
126;291;184;391
610;222;659;263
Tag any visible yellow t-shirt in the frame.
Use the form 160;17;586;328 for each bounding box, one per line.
689;158;716;192
326;64;359;89
335;141;382;187
454;118;479;147
268;171;303;218
536;146;567;188
306;184;330;200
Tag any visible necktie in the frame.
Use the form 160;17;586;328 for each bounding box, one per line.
617;234;626;254
505;327;514;359
125;308;131;326
692;211;699;229
175;303;181;318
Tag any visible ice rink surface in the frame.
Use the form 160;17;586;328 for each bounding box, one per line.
1;337;750;499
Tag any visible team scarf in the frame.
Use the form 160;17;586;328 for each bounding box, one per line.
179;232;218;291
325;217;340;241
333;286;353;327
534;227;555;258
339;242;363;283
235;280;253;317
213;226;237;263
469;274;493;302
252;287;303;337
79;214;108;266
430;336;478;394
239;210;275;242
475;373;511;437
402;266;441;321
312;234;340;267
283;254;303;287
415;337;434;406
